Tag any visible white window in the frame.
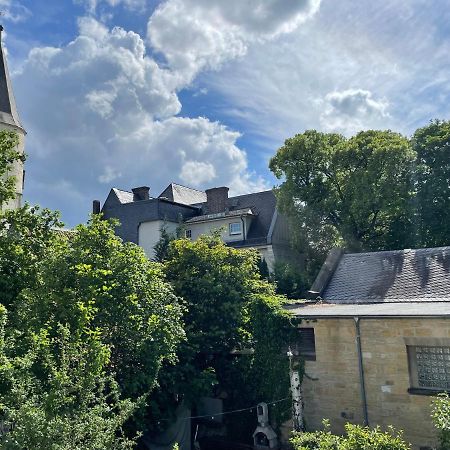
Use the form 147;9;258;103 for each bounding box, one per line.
229;222;242;235
407;345;450;391
185;229;192;239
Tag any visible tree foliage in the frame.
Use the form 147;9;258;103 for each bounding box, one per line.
414;119;450;248
270;130;415;256
431;393;450;450
291;420;411;450
0;205;185;447
150;235;299;442
0;131;24;207
0;306;137;450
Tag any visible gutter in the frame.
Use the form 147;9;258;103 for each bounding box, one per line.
354;317;369;426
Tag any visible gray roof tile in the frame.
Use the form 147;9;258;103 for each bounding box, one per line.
159;183;207;205
323;247;450;303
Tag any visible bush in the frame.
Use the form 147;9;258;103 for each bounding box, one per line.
431;393;450;450
290;420;411;450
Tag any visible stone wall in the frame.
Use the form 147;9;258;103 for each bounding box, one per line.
284;318;448;449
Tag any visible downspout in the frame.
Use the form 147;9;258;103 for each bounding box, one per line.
354;317;369;426
240;215;246;243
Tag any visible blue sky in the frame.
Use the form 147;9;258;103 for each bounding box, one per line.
3;0;450;226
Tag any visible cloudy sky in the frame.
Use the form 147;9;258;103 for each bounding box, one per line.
3;0;450;225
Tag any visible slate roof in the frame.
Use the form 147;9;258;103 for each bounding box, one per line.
219;190;277;243
101;185;278;247
112;188;134;204
159;183;207;205
185;208;254;223
0;28;25;132
322;247;450;303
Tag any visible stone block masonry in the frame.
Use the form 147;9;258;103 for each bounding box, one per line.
284;318;448;450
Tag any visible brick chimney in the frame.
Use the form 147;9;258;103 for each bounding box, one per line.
132;186;150;201
205;187;229;213
92;200;101;214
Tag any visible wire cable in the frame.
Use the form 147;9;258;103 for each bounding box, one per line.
159;396;291;422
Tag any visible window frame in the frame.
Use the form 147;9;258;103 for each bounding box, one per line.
185;229;192;239
405;337;450;395
229;221;242;236
286;327;316;361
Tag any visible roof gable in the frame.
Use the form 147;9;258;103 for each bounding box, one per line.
322;246;450;303
159;183;206;205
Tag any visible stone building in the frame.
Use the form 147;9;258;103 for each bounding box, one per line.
0;26;26;210
99;183;301;270
286;246;450;449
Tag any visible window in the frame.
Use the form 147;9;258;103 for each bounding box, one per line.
185;229;192;239
407;345;450;392
229;222;242;235
288;328;316;361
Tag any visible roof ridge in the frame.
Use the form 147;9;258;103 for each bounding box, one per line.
344;246;450;258
170;182;206;193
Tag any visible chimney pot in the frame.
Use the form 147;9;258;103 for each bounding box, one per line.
92;200;101;214
132;186;150;201
205;186;229;213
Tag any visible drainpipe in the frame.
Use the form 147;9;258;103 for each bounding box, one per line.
240;216;246;243
354;317;369;426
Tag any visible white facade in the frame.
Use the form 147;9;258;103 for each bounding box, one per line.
138;220;178;259
184;215;254;243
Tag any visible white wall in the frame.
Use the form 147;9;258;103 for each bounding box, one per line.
186;216;253;243
1;124;25;210
138;220;178;259
255;245;275;272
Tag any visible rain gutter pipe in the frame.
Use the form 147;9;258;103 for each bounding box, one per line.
354;317;369;426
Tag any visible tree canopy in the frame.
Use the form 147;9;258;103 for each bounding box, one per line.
270;130;415;255
0;131;24;207
269;123;450;281
0;205;185;447
149;235;298;442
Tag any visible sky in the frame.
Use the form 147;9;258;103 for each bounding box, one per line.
2;0;450;226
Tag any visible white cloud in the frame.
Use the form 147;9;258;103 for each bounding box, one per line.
321;89;389;135
0;0;31;23
75;0;146;14
98;166;121;183
16;18;269;224
148;0;321;83
180;161;216;186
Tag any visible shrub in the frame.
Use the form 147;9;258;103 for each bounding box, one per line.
290;420;411;450
431;393;450;450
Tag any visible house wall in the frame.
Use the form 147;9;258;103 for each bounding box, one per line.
283;318;446;449
138;220;178;259
185;216;253;243
254;245;275;272
102;199;196;244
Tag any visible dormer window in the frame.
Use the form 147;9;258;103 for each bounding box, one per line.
229;222;242;235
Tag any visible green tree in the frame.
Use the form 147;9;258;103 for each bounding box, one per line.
414;119;450;248
151;235;298;442
0;205;62;310
15;214;185;401
0;131;24;207
0;207;185;446
270;129;416;275
0;306;137;450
